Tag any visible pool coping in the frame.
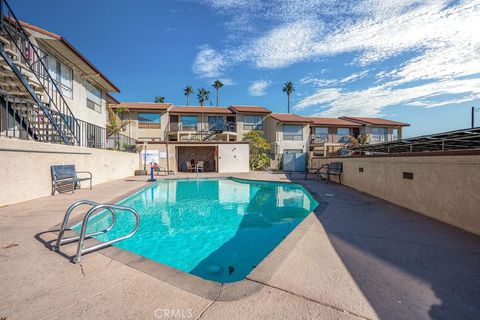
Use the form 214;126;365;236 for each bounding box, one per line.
46;176;328;301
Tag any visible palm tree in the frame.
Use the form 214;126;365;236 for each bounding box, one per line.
183;85;193;105
197;88;210;106
282;81;295;113
106;106;131;150
212;80;224;106
154;96;165;103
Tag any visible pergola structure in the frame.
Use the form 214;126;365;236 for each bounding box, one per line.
349;127;480;154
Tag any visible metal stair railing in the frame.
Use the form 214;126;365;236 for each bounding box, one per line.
54;200;140;263
0;0;81;145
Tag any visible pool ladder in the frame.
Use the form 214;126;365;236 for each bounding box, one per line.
54;200;140;263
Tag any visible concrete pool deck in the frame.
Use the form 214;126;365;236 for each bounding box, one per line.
0;172;479;319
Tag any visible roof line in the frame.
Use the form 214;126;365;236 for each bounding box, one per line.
19;20;120;93
340;116;410;126
106;93;119;104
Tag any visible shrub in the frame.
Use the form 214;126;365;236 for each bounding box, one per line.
242;130;271;170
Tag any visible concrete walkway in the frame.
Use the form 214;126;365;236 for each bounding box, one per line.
0;172;479;320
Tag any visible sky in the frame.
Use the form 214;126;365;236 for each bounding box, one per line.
15;0;480;137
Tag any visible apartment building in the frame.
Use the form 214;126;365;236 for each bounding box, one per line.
0;17;120;148
339;117;409;143
112;102;409;172
0;9;407;174
265;114;312;171
110;103;272;172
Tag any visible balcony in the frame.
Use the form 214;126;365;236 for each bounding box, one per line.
167;122;236;133
310;134;329;145
167;121;237;142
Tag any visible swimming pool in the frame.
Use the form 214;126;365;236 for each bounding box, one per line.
75;178;318;283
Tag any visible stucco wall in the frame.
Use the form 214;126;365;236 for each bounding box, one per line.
235;113;269;140
275;123;310;154
0;138;139;206
218;143;250;173
34;41;108;129
311;154;480;235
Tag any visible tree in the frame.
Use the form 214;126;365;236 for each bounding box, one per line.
197;88;210;106
106;106;131;150
183;85;193;105
212;80;224;106
154;96;165;103
348;134;370;147
282;81;295;113
242;130;271;170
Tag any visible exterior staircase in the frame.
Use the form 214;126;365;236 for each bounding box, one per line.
202;129;222;141
0;0;80;145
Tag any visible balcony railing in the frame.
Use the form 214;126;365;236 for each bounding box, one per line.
310;134;329;144
310;134;353;144
167;122;236;133
106;133;137;152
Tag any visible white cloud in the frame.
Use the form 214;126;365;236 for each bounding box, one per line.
248;20;324;69
339;71;369;84
300;70;369;88
248;80;271;96
297;77;480;116
296;88;342;110
218;78;235;86
196;0;480;115
203;0;254;9
192;45;226;78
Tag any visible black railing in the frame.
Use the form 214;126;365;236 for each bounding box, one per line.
0;96;138;151
0;0;80;145
167;121;236;133
106;133;137;152
310;134;329;144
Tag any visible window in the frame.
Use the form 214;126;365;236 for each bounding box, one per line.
86;81;102;113
392;128;398;141
181;116;198;131
138;113;161;128
283;125;303;140
208;116;224;131
243;115;263;130
337;128;350;143
371;127;388;143
314;127;329;142
46;55;73;99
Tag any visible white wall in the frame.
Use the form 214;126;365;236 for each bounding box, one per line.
0;138;139;206
217;143;250;173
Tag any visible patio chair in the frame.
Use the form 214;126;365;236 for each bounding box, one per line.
155;167;175;176
304;164;328;181
186;161;194;172
51;165;92;195
319;162;343;184
196;161;204;172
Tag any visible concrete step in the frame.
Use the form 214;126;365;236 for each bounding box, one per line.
0;35;10;45
3;48;18;58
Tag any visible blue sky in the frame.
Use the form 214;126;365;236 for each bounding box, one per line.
15;0;480;137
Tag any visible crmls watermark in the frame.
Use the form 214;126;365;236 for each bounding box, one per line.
154;308;193;319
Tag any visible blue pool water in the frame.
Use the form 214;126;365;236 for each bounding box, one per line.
75;178;318;283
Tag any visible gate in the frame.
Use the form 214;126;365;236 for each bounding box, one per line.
283;151;306;172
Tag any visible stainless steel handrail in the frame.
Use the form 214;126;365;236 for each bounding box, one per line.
54;200;140;263
73;204;140;263
54;200;115;251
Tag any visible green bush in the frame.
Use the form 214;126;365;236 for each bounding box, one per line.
242;130;271;171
